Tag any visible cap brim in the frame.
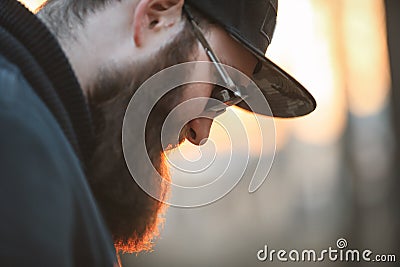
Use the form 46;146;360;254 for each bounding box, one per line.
236;54;316;118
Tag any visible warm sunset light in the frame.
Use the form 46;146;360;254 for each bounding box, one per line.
268;0;348;146
18;0;44;11
342;0;391;117
267;0;390;146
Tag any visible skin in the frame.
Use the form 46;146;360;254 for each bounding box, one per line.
59;0;258;146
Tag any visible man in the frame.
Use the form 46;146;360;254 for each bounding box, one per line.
0;0;315;266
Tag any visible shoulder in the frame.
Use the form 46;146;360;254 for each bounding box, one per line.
0;55;29;107
0;55;117;266
0;54;81;183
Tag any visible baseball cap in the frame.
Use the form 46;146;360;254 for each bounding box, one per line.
185;0;316;118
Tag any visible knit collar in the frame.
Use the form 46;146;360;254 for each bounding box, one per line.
0;0;94;166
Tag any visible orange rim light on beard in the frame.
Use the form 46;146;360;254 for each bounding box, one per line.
114;152;171;254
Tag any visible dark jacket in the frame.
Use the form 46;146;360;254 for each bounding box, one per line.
0;1;117;266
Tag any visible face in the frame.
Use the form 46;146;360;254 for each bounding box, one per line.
183;25;259;145
85;0;258;254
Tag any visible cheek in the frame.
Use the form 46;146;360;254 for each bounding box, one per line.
178;44;215;117
179;83;214;117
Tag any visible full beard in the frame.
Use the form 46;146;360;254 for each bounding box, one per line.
86;21;198;254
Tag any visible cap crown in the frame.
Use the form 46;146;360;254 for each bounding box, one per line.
185;0;278;57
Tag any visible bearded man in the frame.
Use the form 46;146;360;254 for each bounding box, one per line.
0;0;315;266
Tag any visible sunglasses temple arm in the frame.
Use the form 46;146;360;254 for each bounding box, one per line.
204;49;238;92
185;11;242;97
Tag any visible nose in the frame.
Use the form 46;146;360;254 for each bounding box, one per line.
186;117;213;146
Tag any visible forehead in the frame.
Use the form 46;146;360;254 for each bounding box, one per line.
206;25;259;78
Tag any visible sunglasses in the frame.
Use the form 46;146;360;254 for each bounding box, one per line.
183;6;250;116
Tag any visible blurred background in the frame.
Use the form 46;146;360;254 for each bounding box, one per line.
21;0;399;266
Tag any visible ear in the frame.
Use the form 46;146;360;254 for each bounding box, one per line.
133;0;184;47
